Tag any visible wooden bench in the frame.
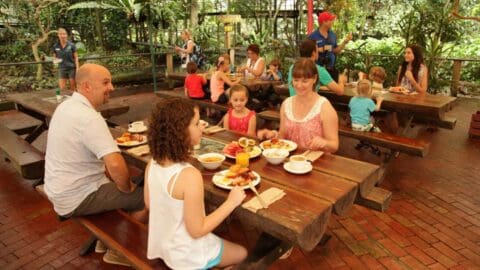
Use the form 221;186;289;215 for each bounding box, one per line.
77;210;169;269
35;184;169;269
0;110;43;135
156;88;229;112
257;110;430;157
0;124;44;179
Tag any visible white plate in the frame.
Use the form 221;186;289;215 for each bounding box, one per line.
283;161;312;174
224;146;262;159
259;139;297;152
128;126;148;133
116;136;148;147
212;170;261;190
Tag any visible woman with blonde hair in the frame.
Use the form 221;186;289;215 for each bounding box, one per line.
175;29;195;68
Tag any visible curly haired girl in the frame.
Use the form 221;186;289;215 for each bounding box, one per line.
144;97;247;269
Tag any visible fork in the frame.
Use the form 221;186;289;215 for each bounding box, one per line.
249;182;268;209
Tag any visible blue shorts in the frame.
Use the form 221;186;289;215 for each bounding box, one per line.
59;67;76;79
203;240;224;269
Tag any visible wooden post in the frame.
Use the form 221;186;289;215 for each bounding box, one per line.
166;53;173;74
166;52;174;88
451;60;462;97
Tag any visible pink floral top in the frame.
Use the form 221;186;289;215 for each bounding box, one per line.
227;109;256;134
283;96;326;149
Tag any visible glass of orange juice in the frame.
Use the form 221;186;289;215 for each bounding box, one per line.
235;150;249;168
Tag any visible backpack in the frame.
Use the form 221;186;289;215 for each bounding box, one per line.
189;41;206;68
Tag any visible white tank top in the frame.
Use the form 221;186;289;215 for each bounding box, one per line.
146;161;222;269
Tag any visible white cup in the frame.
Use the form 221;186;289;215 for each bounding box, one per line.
129;121;146;131
289;155;309;170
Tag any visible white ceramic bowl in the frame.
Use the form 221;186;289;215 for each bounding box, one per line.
197;153;225;170
262;148;289;165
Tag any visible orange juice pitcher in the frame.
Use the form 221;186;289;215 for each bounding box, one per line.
235;150;249;168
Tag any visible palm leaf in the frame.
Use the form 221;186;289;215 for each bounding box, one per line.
68;2;122;11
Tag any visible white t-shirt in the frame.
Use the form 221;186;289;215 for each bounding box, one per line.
44;92;120;216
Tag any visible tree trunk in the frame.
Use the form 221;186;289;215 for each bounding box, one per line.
94;8;105;50
32;32;53;80
190;0;199;28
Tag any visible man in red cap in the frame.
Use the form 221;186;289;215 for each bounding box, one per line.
308;11;352;81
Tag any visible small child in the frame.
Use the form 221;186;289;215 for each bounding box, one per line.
223;85;256;136
184;62;208;99
210;54;240;104
349;79;384;132
266;59;282;81
145;98;247;269
368;66;387;91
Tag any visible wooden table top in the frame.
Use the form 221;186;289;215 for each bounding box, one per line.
274;84;457;121
6;90;130;119
110;127;333;251
167;70;282;92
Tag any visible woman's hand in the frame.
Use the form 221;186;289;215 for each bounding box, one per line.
174;46;182;53
309;136;327;150
405;70;415;81
226;186;246;207
257;129;276;140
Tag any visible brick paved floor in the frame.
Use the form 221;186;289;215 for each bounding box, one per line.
1;97;479;269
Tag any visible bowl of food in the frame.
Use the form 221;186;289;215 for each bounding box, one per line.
197;153;225;170
262;148;289;165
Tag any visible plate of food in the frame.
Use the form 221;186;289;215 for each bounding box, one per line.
259;138;297;152
223;137;262;159
116;132;148;147
212;165;261;190
389;86;412;95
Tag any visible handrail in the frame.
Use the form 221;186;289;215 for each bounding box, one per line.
343;50;480;62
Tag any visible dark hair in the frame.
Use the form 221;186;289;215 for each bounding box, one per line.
398;44;424;85
186;62;198;74
299;39;317;58
268;59;281;69
229;84;249;98
247;44;260;55
292;58;319;87
148;98;198;163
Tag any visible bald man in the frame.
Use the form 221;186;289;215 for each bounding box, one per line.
44;63;146;220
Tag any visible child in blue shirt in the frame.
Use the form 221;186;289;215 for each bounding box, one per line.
349;79;384;132
266;59;283;81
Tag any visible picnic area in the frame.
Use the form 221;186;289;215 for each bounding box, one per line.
1;1;480;269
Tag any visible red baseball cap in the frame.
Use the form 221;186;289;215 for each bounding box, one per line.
318;11;336;24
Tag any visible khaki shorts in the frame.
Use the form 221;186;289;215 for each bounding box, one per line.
64;182;144;218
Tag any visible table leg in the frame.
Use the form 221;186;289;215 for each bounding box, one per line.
238;232;292;270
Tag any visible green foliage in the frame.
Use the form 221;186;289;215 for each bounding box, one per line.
103;10;129;51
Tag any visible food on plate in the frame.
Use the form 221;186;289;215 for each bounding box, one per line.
218;165;257;187
261;138;292;150
389;86;410;94
116;132;144;144
238;137;256;148
223;137;258;157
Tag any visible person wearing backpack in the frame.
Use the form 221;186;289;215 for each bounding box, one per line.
175;30;195;68
175;29;206;69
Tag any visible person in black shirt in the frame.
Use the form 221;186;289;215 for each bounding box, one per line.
52;28;79;90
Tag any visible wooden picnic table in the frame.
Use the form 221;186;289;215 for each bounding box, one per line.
274;84;457;129
6;89;130;120
110;127;334;268
167;70;282;92
6;89;130;141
